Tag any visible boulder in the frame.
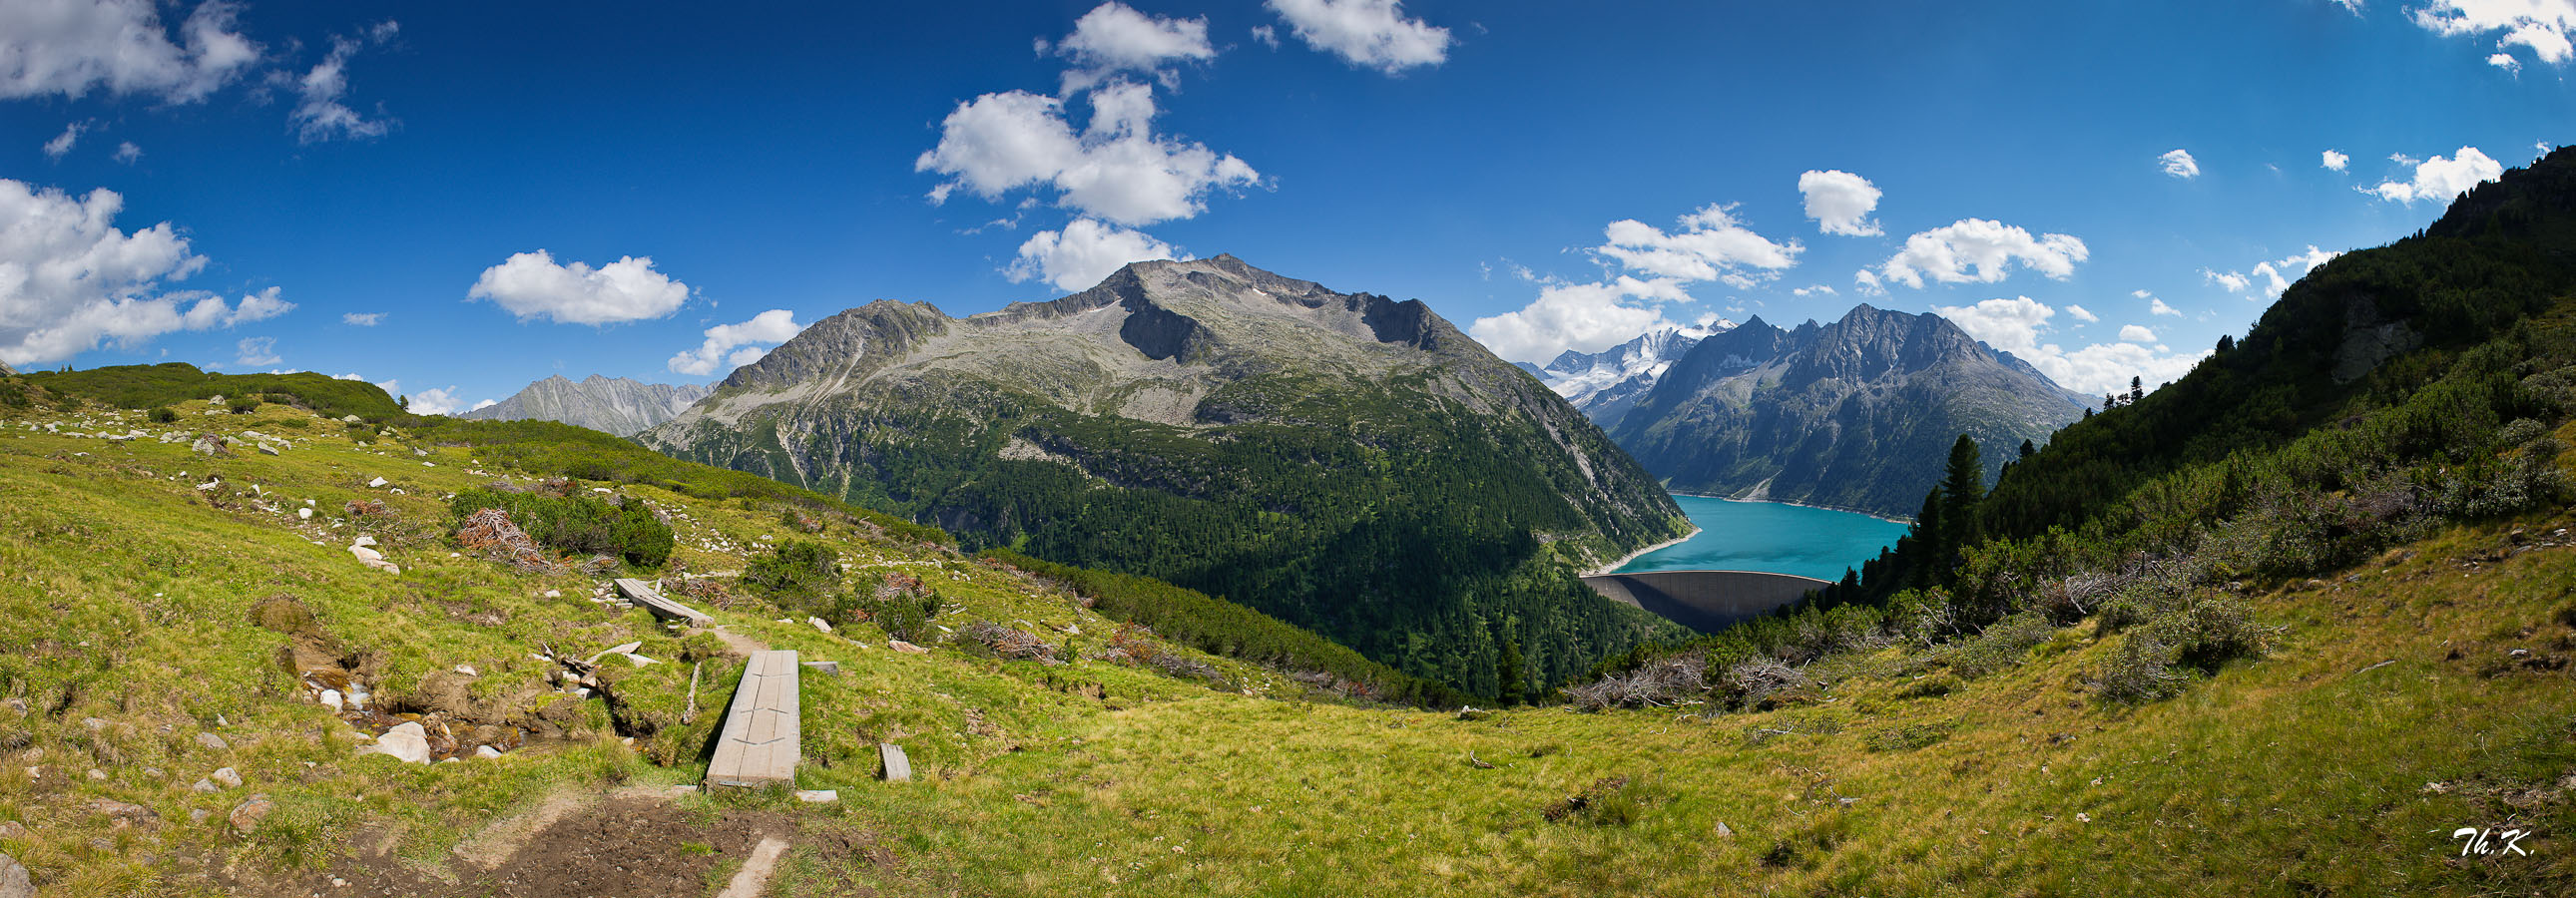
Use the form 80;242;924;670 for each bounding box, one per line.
889;640;929;655
228;795;273;834
366;477;388;488
0;851;27;898
341;415;363;424
258;443;280;456
319;689;343;711
807;617;833;634
192;778;217;792
474;745;501;759
195;731;228;751
211;767;242;788
802;661;841;675
90;799;154;821
368;722;432;764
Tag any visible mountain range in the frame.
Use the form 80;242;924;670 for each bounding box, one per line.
462;374;710;437
1606;304;2093;518
639;254;1689;693
1528;323;1731;430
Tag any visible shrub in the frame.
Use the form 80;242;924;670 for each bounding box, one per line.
148;406;178;424
2093;632;2188;703
447;488;674;568
2154;596;2272;674
743;541;840;599
1897;673;1962;698
228;397;260;414
851;574;940;643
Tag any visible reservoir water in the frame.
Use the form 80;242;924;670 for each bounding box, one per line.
1615;495;1911;582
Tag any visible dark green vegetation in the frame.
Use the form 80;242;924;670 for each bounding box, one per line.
982;548;1470;706
447;486;678;568
1608;304;2092;518
645;256;1690;699
1589;146;2576;716
21;362;403;421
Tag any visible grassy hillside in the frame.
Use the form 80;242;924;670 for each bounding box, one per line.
0;383;2569;895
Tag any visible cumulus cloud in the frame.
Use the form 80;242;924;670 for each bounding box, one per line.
1596;204;1802;286
234;335;279;366
1875;219;2088;288
1005;217;1184;291
0;180;294;367
2158;149;2201;179
0;0;260;103
1051;2;1217;94
1932;295;2205;395
2119;324;2157;343
405;386;468;416
1791;284;1837;297
113;142;141;164
284;22;398;144
2321;149;2349;172
2204;245;2342;301
467;250;692;325
917;81;1260;226
2065;304;2098;323
2149;297;2181;316
2363;146;2503;204
2492;51;2524;71
668;308;804;376
1468;278;1681;363
469;398;497;412
1854;269;1884;295
1798;170;1882;236
2410;0;2576;67
1264;0;1451;73
1251;24;1281;48
42;122;84;160
341;311;383;326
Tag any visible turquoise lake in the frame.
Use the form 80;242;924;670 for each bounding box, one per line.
1614;495;1912;582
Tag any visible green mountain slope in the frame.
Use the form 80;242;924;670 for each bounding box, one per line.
638;255;1690;696
1608;304;2091;518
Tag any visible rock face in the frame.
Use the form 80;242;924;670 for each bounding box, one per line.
641;254;1687;690
461;374;712;436
1609;303;2092;519
1531;322;1733;430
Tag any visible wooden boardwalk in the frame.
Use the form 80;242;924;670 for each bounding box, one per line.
705;650;800;791
614;578;714;627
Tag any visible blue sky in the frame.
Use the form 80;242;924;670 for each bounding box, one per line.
1;0;2568;409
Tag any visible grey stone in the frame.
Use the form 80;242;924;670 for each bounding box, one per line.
192;778;217;792
474;745;500;759
0;851;27;898
801;661;840;675
228;795;272;833
196;731;228;751
369;721;431;764
211;767;241;788
878;742;911;782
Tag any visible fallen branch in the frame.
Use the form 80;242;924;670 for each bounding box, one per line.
2355;660;2396;674
683;661;703;724
1466;750;1494;769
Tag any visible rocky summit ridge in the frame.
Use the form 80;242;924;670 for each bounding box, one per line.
462;374;710;437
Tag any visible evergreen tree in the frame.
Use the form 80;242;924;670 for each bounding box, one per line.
1940;434;1984;550
2018;438;2037;460
1496;635;1526;706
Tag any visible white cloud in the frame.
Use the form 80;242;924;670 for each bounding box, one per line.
1005;217;1185;291
1875;219;2088;288
2411;0;2576;67
1595;204;1802;284
0;0;259;102
1931;296;2203;395
42;122;84;160
916;81;1260;226
2332;0;2364;14
2065;304;2098;323
1797;170;1882;236
2204;245;2341;302
112;141;141;164
2203;268;2252;292
1053;2;1216;94
668;308;804;376
0;180;294;367
469;398;497;412
2149;297;2181;316
1791;284;1837;297
1468;278;1681;363
285;23;398;144
2491;51;2524;71
235;336;279;366
1264;0;1451;73
2363;146;2504;204
1853;268;1884;295
2119;324;2157;343
1251;25;1281;48
468;250;692;325
341;311;383;326
405;386;466;416
2158;149;2200;179
2321;149;2349;172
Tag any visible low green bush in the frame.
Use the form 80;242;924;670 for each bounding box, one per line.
447;488;675;568
744;540;841;599
148;406;178;424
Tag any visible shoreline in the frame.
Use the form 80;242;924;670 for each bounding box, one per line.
1666;491;1916;526
1585;525;1702;577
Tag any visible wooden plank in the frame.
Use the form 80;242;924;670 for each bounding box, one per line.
878;742;911;782
614;578;714;628
704;650;799;791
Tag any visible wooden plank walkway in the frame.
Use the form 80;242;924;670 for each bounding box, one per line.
705;650;799;791
614;578;714;627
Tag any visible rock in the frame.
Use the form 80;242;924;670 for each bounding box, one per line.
366;477;388;488
619;653;657;668
454;665;477;676
347;546;399;574
802;661;841;675
352;535;377;548
188;808;210;825
0;851;26;898
1455;706;1490;721
90;799;154;821
212;767;242;788
0;821;25;840
81;716;104;731
794;789;839;803
192;778;217;792
542;590;560;599
228;795;273;834
297;507;312;520
1715;821;1733;837
342;415;363;424
319;689;343;711
258;443;279;456
190;434;230;456
475;745;500;759
889;640;929;655
368;722;431;764
807;617;833;634
878;742;912;782
85;768;104;781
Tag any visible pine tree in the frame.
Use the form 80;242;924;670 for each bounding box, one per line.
1940;434;1984;549
2019;438;2037;460
1496;636;1526;706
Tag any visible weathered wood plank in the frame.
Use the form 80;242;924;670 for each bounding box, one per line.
878;742;911;782
705;650;799;791
614;578;714;628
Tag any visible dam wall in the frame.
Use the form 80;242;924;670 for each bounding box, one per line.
1580;570;1832;634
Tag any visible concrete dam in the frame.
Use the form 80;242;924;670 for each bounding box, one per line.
1580;570;1832;634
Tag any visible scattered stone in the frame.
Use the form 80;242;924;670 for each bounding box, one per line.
1715;821;1733;837
619;653;657;668
258;443;279;456
212;767;242;788
90;799;154;822
342;415;362;424
297;507;312;520
366;477;388;489
367;722;431;764
82;716;105;732
802;661;840;675
192;778;218;792
86;768;105;781
878;742;912;782
542;590;561;599
319;689;344;711
454;665;477;676
352;535;377;548
0;822;20;840
0;851;26;898
229;795;273;834
475;745;500;759
188;808;210;825
347;545;399;574
794;789;839;803
889;640;928;655
807;617;833;634
1455;706;1490;721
